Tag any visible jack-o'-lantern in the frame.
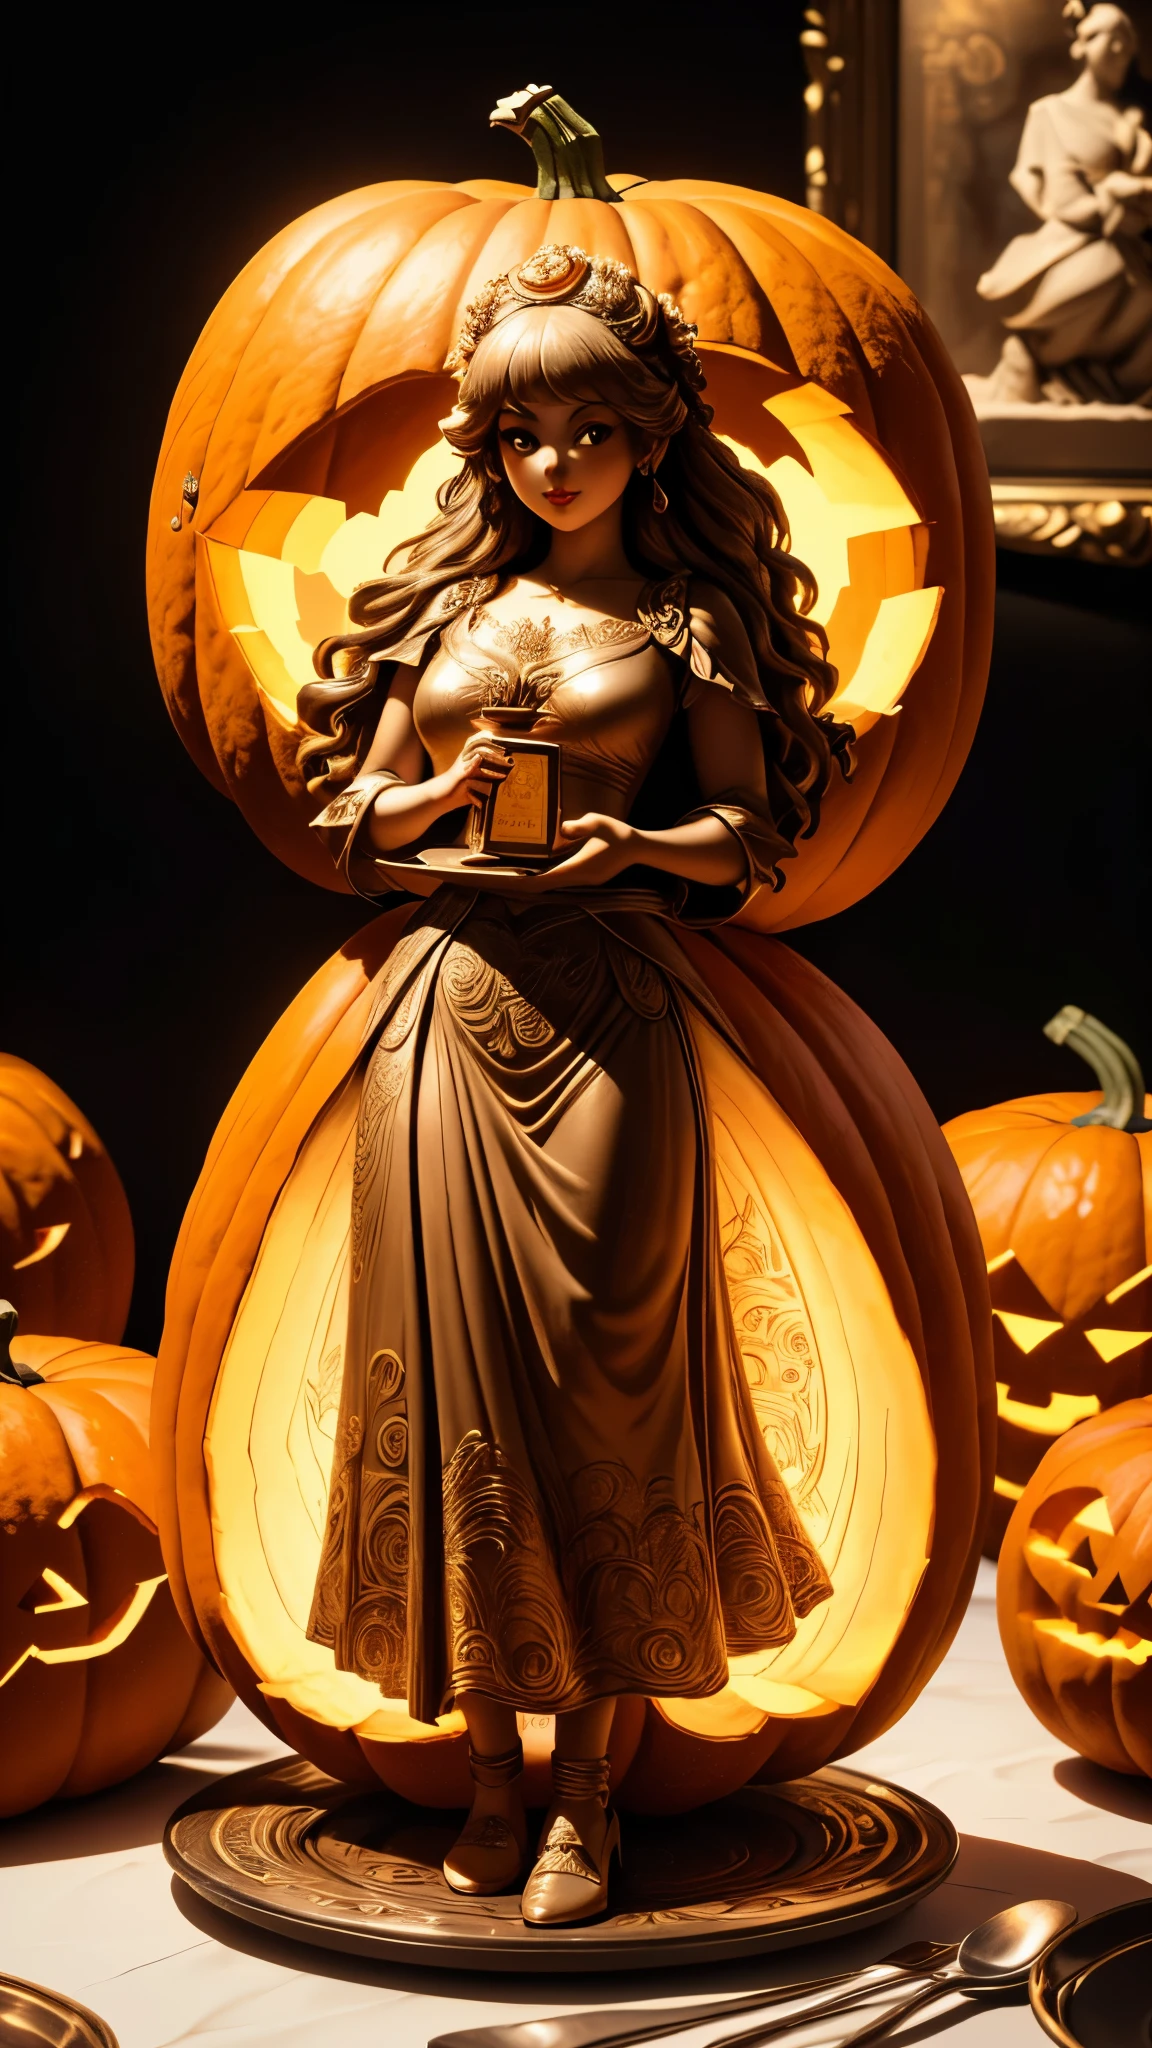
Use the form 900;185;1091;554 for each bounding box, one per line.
146;85;993;931
153;912;994;1813
944;1009;1151;1556
998;1397;1151;1777
0;1054;134;1342
0;1308;232;1816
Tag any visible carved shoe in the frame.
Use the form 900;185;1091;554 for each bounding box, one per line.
443;1741;527;1896
521;1753;620;1926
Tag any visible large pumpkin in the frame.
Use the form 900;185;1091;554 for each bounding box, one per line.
146;85;993;931
998;1397;1151;1777
153;911;994;1813
0;1054;134;1342
0;1311;232;1817
944;1009;1151;1556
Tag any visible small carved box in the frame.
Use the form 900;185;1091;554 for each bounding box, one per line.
468;723;562;864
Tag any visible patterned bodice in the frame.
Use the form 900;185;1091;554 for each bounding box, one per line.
413;578;687;813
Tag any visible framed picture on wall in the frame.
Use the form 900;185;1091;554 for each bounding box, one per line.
801;0;1152;564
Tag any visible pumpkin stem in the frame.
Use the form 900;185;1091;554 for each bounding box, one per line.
1044;1006;1151;1133
489;85;621;203
0;1301;45;1387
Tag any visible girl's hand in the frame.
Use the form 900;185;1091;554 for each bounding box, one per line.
535;813;638;889
434;732;512;812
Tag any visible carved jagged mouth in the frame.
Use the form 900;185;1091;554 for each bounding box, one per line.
2;1573;168;1685
2;1483;169;1685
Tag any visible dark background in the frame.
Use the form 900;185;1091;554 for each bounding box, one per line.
5;6;1149;1353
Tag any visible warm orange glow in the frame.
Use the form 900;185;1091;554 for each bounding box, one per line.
202;381;941;747
996;1382;1101;1433
994;1310;1065;1354
1106;1263;1152;1305
1034;1617;1150;1665
204;1016;934;1743
1085;1327;1150;1362
11;1222;71;1269
31;1568;87;1615
1;1576;167;1686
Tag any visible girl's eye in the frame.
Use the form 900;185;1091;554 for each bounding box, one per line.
576;421;613;446
499;427;538;454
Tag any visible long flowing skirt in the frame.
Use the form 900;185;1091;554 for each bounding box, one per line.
306;890;831;1724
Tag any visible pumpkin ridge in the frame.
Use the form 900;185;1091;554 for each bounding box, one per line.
693;200;871;414
242;191;486;483
190;192;450;511
154;185;434;504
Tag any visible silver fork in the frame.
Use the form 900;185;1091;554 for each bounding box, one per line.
426;1942;957;2048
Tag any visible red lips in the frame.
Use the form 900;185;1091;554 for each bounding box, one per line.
544;489;580;506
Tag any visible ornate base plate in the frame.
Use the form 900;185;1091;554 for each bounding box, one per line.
164;1760;957;1972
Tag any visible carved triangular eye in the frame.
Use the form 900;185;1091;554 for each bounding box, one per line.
1084;1327;1150;1362
11;1222;72;1271
995;1310;1064;1354
986;1251;1061;1321
18;1568;88;1614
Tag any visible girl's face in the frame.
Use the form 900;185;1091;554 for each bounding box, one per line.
1079;11;1135;89
497;395;643;531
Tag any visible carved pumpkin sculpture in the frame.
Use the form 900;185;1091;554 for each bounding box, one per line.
146;85;993;929
0;1054;134;1342
944;1009;1151;1556
154;912;994;1813
0;1308;232;1817
997;1397;1151;1777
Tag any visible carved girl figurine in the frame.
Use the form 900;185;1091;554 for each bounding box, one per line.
298;245;849;1926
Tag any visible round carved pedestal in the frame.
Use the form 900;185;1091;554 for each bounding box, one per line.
164;1759;957;1972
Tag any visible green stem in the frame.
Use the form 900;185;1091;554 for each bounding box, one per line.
489;85;620;202
0;1300;44;1386
1043;1006;1150;1132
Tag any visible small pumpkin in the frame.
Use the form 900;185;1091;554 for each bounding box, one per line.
943;1009;1151;1556
997;1397;1151;1777
153;912;994;1814
146;84;992;929
0;1054;134;1342
0;1307;232;1817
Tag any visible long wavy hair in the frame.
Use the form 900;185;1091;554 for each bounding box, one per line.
298;299;852;862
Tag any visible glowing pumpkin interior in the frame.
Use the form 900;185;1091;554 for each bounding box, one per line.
205;1007;936;1755
200;349;941;744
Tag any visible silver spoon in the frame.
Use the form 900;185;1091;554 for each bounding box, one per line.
747;1898;1078;2048
429;1903;1073;2048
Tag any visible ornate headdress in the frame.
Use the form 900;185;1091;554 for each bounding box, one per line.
445;243;709;412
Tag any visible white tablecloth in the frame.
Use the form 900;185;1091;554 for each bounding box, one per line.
2;1562;1148;2048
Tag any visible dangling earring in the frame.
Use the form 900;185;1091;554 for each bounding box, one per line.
637;459;668;514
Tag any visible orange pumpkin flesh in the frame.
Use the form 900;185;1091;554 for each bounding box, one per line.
153;914;994;1814
146;91;993;931
997;1397;1151;1777
944;1011;1152;1555
0;1054;134;1342
0;1324;232;1816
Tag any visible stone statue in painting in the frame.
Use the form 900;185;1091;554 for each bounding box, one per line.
972;2;1151;406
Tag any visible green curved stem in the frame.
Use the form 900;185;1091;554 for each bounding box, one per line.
490;85;620;202
0;1300;44;1387
1043;1006;1150;1132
